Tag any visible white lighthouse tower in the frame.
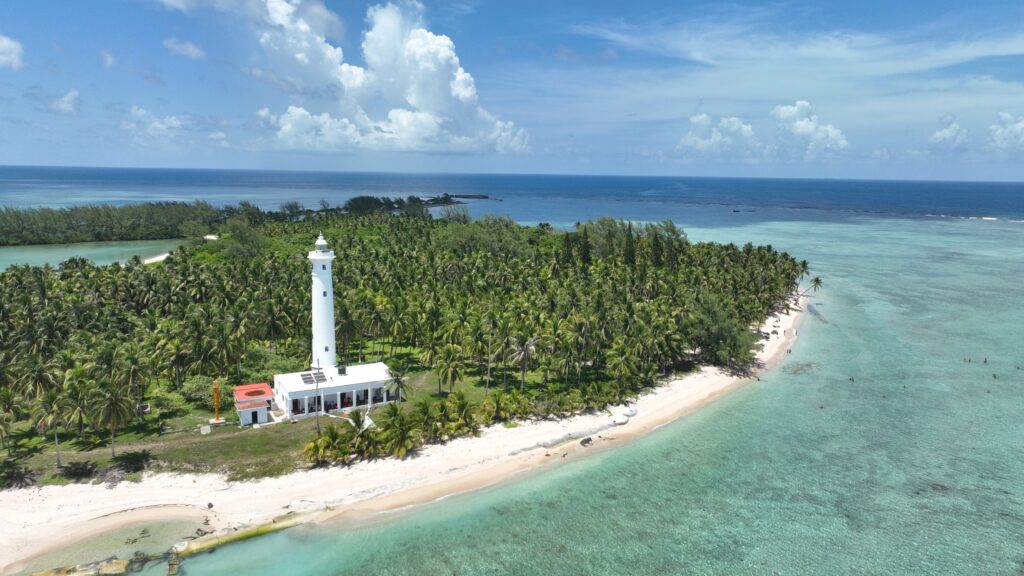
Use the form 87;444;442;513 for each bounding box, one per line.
262;233;394;426
309;233;337;370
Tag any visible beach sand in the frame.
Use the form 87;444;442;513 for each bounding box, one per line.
0;298;804;575
142;252;170;265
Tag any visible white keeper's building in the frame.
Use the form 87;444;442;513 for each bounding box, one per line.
236;234;395;425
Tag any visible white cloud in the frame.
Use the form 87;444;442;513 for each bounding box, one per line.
988;113;1024;152
121;106;186;140
50;89;79;115
170;0;527;154
157;0;196;11
771;100;847;158
929;119;968;150
677;113;760;159
101;49;116;69
163;38;206;60
0;34;23;70
573;18;1024;81
208;131;229;147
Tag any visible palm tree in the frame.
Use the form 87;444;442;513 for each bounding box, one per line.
508;332;539;391
62;367;95;440
304;423;349;465
379;403;421;458
442;390;477;437
0;410;15;456
387;359;410;403
90;380;134;459
0;387;22;455
434;343;464;395
413;399;443;443
345;409;378;459
33;388;69;469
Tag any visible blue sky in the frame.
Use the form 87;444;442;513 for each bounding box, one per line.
1;0;1023;180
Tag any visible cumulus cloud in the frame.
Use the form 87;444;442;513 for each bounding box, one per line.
50;89;79;115
121;106;186;140
163;38;206;60
101;49;116;69
166;0;526;154
928;118;968;150
771;100;847;158
677;113;760;158
208;131;229;147
0;34;23;70
988;112;1024;152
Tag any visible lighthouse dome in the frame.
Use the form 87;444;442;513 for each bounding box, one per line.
314;233;329;251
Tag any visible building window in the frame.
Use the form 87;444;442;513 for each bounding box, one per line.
323;291;327;297
325;346;329;352
322;265;326;270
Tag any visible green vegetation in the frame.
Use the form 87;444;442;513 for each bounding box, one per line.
0;201;224;246
0;205;813;485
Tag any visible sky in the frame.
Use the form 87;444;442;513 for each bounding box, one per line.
1;0;1023;180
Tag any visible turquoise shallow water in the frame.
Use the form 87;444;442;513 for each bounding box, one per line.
0;239;181;270
143;215;1023;576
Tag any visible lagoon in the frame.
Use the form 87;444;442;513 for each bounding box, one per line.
0;239;181;271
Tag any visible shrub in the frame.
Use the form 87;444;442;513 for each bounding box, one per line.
149;387;190;418
181;376;233;411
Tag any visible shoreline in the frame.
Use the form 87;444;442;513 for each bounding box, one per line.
0;297;804;575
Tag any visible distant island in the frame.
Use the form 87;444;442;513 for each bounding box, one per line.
0;193;485;247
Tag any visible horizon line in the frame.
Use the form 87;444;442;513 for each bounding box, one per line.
1;163;1023;187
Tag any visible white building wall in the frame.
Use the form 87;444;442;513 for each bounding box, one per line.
238;406;269;425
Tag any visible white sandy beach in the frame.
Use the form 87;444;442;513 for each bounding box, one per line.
142;252;170;265
0;299;803;575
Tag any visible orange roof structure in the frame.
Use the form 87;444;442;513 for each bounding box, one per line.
233;383;273;401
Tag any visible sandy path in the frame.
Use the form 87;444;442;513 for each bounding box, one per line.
0;298;804;574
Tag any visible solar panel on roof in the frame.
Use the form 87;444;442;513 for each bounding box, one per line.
300;373;315;385
313;372;327;383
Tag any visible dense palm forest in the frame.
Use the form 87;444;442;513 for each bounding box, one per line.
0;207;811;480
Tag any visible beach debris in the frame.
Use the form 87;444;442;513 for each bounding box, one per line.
580;437;593;447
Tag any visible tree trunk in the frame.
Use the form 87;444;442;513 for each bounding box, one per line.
54;430;62;469
110;427;116;459
486;333;492;392
502;351;508;390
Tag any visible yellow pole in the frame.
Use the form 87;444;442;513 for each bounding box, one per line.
213;379;220;421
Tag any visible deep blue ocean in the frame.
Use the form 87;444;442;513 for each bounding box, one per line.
2;165;1023;219
3;167;1024;575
